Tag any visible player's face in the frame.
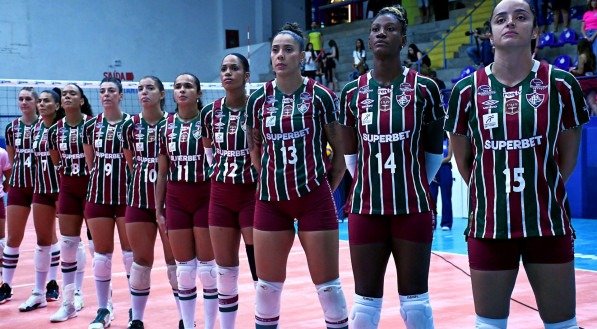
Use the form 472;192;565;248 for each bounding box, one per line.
138;78;164;110
99;82;122;110
173;74;200;107
220;55;249;91
490;0;537;49
369;14;405;58
61;84;84;112
271;33;304;76
18;89;37;116
38;92;58;118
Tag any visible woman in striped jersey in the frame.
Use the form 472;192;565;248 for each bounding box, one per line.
17;89;65;312
155;73;216;329
201;53;258;329
48;83;93;323
83;77;133;328
339;5;444;329
122;76;181;329
446;0;589;328
0;87;39;304
246;23;348;329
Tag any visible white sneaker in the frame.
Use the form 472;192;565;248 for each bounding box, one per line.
74;289;85;311
107;298;115;320
88;307;112;329
50;284;77;322
19;292;47;312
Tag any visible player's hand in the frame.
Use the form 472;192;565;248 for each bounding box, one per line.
156;212;167;236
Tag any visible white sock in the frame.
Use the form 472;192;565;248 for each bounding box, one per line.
2;246;19;285
34;245;51;293
48;242;60;281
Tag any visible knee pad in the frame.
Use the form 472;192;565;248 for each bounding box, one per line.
129;262;152;290
92;253;113;281
76;241;87;272
61;236;81;263
216;265;239;296
255;279;283;319
349;294;382;329
544;317;578;329
122;250;133;275
316;278;348;323
34;245;52;272
475;315;507;329
399;293;434;329
197;259;217;289
167;264;178;290
0;237;5;251
176;259;197;291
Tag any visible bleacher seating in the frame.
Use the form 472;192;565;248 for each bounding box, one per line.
538;32;559;49
553;54;573;71
558;28;579;46
451;65;476;84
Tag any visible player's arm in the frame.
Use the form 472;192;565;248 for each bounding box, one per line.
324;121;346;191
557;126;583;183
123;148;134;172
155;154;169;233
247;127;262;172
449;133;473;183
2;168;11;193
6;145;15;166
443;136;453;164
202;138;214;167
83;144;95;174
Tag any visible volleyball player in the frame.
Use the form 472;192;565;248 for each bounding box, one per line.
445;0;589;328
48;83;93;322
339;6;444;328
18;89;65;312
155;73;217;329
122;76;182;329
83;77;133;328
0;146;12;287
201;53;258;329
0;87;39;305
246;23;349;329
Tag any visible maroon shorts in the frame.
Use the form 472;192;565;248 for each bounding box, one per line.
125;206;157;224
84;202;126;219
254;180;338;232
58;175;89;216
165;180;210;230
467;235;575;271
32;193;59;207
208;180;256;229
7;186;34;207
348;211;434;245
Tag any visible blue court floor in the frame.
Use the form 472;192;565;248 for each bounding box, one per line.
338;217;597;272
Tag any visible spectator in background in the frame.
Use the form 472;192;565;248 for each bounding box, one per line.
570;38;597;116
405;43;431;74
304;42;319;79
351;38;368;79
550;0;571;32
308;21;323;56
325;39;340;90
530;0;549;33
582;0;597;58
418;0;430;23
466;21;494;67
429;133;453;231
428;70;446;90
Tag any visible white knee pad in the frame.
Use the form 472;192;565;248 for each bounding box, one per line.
122;250;133;275
76;241;87;272
399;293;434;329
544;317;578;329
61;236;81;263
129;262;152;290
350;294;382;329
475;315;507;329
92;253;113;281
167;264;178;290
197;259;217;289
316;278;348;324
176;259;197;291
34;245;52;272
255;279;283;319
217;265;239;296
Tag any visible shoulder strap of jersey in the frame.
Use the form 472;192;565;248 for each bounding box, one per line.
213;97;224;112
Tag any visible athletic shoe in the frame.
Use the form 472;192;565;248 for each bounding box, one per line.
441;226;451;231
46;280;60;301
128;320;144;329
88;307;112;329
50;284;77;322
0;283;12;304
74;289;84;311
19;292;47;311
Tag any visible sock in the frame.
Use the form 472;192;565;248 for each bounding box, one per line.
130;262;151;321
255;280;283;329
2;246;19;285
544;317;579;329
75;242;87;291
93;253;112;309
198;259;218;329
34;245;51;293
0;237;4;282
177;259;198;329
122;250;133;279
60;236;81;287
217;265;239;329
48;242;60;281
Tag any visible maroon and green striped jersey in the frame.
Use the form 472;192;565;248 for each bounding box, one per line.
201;98;257;185
48;116;91;177
158;113;209;183
32;121;60;194
5;118;38;188
246;77;337;201
83;113;130;205
122;112;168;209
339;69;444;215
445;61;590;239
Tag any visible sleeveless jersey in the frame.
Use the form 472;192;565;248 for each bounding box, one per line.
158;113;209;183
122;112;168;209
246;77;338;201
445;60;590;239
339;69;445;215
201;97;257;184
84;112;130;205
32;121;60;194
5;118;38;188
48;116;91;177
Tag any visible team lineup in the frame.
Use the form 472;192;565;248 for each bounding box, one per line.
0;1;591;329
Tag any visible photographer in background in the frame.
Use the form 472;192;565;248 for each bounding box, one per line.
465;21;493;67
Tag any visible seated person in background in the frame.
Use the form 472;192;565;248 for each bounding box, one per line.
428;70;446;90
404;43;431;74
466;21;493;67
570;38;597;115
